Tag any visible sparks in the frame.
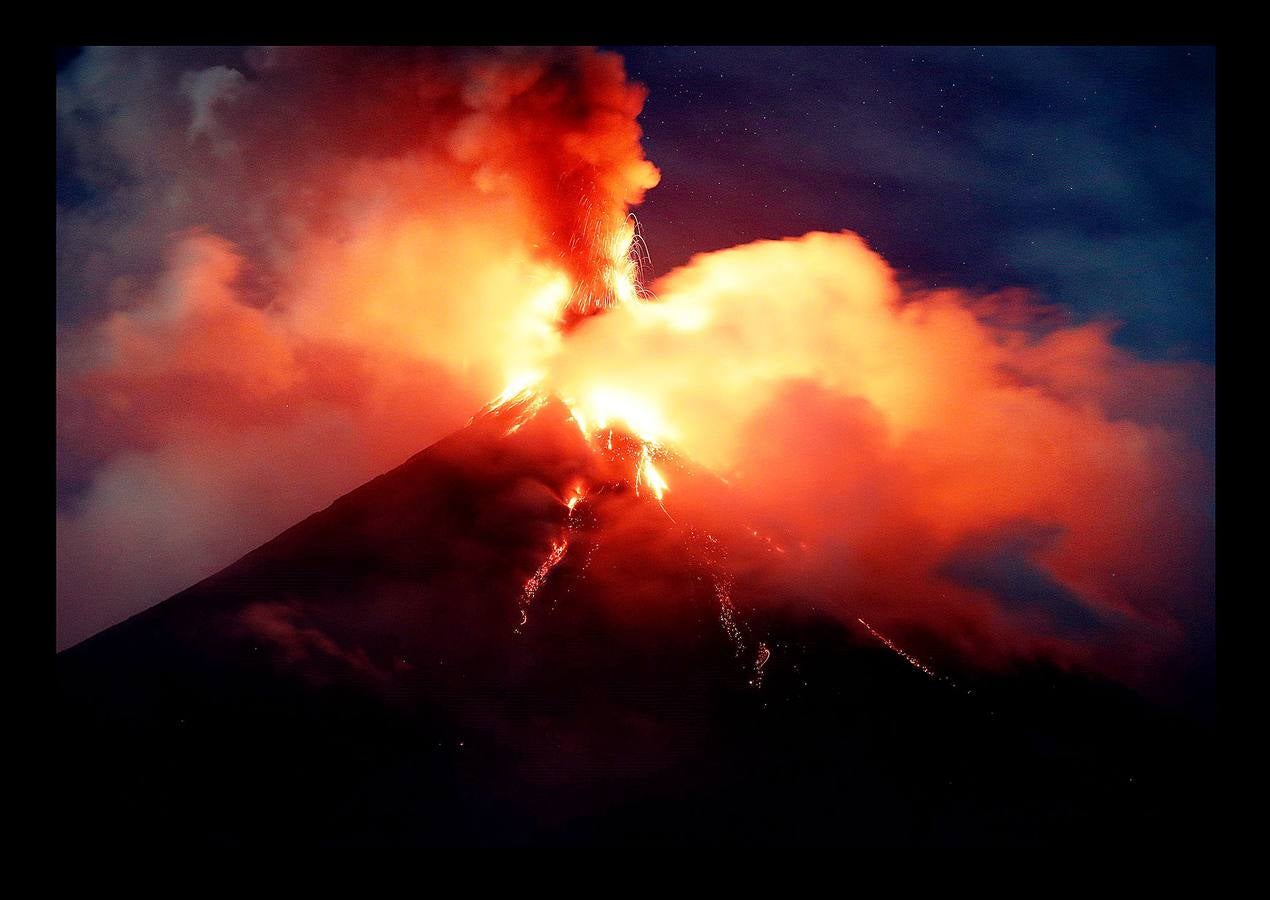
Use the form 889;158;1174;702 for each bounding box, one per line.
564;213;652;318
635;444;669;502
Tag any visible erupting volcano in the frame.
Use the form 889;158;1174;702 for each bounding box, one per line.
56;196;1213;846
56;45;1216;847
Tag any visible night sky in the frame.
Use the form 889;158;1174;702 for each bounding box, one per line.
612;46;1215;361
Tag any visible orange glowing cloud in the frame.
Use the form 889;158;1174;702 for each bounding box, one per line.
534;231;1213;683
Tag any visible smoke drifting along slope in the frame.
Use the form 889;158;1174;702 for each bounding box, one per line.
57;47;1212;692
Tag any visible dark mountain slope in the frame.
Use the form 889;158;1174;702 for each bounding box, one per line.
57;397;1214;846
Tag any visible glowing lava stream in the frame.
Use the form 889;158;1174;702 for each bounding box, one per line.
514;481;593;633
489;385;768;685
514;539;569;633
856;618;968;694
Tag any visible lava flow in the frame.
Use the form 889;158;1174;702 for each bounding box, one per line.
488;386;766;680
479;217;772;686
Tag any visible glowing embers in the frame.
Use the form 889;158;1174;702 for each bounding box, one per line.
747;526;788;555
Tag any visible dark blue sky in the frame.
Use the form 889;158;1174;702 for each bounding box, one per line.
612;46;1215;361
